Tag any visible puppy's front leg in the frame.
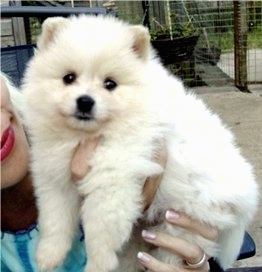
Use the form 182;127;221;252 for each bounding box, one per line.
81;184;142;272
35;183;79;271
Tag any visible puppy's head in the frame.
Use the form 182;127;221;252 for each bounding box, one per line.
23;15;152;133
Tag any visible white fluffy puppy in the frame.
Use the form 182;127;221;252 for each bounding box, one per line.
22;15;258;272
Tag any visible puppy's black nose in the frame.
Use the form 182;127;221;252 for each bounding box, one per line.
77;95;95;113
75;95;95;121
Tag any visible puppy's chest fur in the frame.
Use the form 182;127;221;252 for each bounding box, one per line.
75;114;167;196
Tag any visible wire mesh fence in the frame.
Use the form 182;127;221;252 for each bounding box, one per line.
1;0;261;90
143;0;262;89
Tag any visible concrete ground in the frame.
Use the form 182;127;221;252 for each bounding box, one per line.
217;49;262;83
193;85;262;268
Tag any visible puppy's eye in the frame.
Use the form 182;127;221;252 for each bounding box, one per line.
104;78;117;91
63;73;76;85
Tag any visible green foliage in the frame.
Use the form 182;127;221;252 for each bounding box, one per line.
248;25;262;48
150;17;196;41
197;25;261;53
29;17;42;44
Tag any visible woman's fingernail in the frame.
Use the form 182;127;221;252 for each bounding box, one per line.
137;252;150;263
165;210;180;221
142;230;156;240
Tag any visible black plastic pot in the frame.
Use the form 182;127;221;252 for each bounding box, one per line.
151;35;199;65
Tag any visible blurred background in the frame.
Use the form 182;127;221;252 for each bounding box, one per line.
1;0;261;91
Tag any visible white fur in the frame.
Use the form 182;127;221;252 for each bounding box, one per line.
22;15;258;272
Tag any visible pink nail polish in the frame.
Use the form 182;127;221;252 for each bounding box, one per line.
142;230;156;239
137;252;150;263
165;210;180;220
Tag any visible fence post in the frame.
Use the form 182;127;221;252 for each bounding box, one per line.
234;0;249;92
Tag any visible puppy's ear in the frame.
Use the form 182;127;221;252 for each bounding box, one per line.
37;17;69;50
130;25;150;61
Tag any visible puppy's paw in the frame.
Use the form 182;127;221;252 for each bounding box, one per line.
36;238;70;271
85;248;118;272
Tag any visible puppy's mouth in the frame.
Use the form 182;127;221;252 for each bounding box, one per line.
74;111;94;121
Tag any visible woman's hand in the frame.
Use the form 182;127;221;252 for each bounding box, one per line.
71;137;101;181
142;138;167;210
137;211;218;272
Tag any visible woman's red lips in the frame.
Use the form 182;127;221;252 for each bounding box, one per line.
1;126;15;161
